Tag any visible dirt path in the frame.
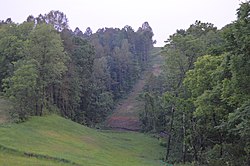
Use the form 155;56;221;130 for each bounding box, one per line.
106;48;162;131
106;78;145;131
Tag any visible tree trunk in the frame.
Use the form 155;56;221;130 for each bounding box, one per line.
35;100;38;116
219;132;223;157
166;106;175;161
182;112;186;163
40;85;45;116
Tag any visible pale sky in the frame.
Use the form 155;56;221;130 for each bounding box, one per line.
0;0;242;46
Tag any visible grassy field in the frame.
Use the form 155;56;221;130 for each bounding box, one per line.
0;115;165;166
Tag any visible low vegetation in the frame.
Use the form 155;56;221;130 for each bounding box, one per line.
0;115;165;166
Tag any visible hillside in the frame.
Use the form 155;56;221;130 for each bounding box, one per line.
0;115;165;166
106;47;163;131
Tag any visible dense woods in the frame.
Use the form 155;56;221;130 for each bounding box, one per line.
0;11;154;125
140;2;250;165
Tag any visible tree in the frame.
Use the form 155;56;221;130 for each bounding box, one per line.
28;23;68;115
26;15;35;23
184;55;229;163
3;59;38;120
84;27;92;38
158;21;225;163
221;2;250;164
0;13;155;127
74;27;84;37
71;36;95;125
136;22;154;67
222;1;250;107
0;22;33;91
140;92;157;132
44;10;69;31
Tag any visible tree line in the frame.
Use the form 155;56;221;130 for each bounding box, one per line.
140;2;250;165
0;10;154;126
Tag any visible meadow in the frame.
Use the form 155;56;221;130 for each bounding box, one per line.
0;115;165;166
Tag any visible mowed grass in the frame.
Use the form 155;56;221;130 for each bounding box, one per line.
0;151;70;166
0;115;165;166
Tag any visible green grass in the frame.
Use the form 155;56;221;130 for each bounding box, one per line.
0;115;165;166
0;151;70;166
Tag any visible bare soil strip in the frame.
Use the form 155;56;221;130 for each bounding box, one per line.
106;48;162;131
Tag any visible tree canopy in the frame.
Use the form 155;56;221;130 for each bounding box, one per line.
139;1;250;165
0;11;155;126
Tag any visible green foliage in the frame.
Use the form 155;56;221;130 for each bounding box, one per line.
141;2;250;165
139;49;167;132
140;92;160;132
184;55;223;99
3;60;38;120
0;12;155;127
0;22;70;119
28;23;68;83
158;21;221;163
156;2;250;165
88;23;154;100
0;23;31;91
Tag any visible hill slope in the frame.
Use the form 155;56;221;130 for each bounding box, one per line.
0;115;165;166
106;47;163;131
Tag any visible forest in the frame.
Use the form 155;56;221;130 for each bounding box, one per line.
0;1;249;166
0;11;154;126
140;2;250;165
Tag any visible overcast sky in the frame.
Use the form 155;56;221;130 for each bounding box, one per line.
0;0;242;46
